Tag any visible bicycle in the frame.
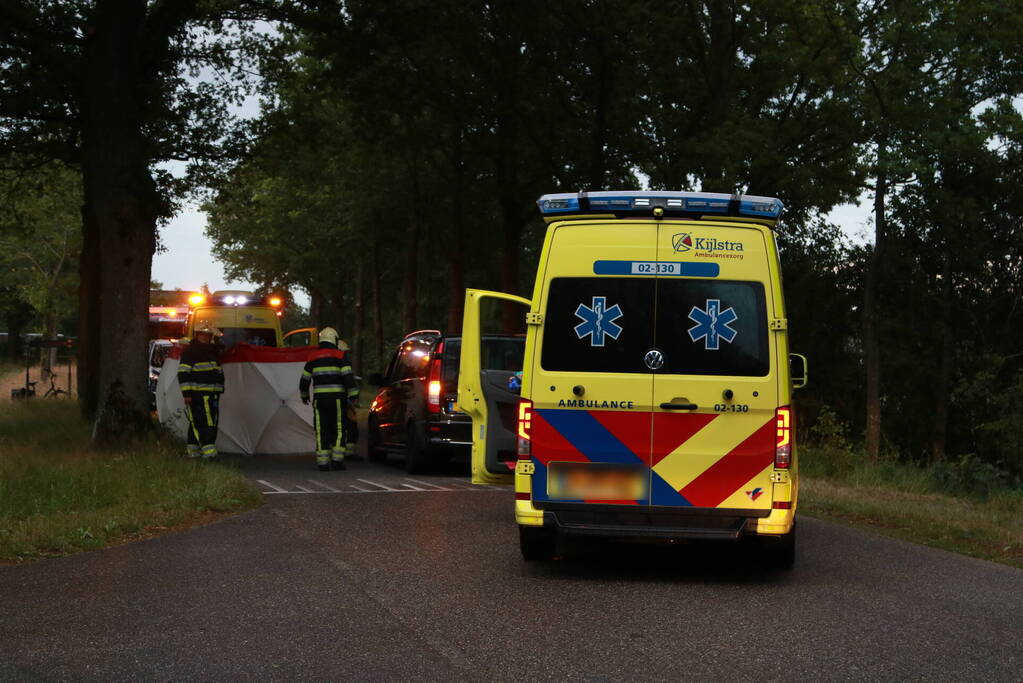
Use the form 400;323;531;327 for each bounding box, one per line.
43;372;67;398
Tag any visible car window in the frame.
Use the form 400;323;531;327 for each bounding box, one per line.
284;330;312;347
149;345;170;368
441;336;524;384
395;339;432;380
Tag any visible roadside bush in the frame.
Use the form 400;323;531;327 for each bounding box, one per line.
930;454;1015;499
801;405;857;477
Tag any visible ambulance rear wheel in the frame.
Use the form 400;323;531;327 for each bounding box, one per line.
764;523;796;570
519;526;556;562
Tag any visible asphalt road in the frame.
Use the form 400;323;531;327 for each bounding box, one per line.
2;451;1021;682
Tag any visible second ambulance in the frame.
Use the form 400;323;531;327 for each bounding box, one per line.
458;191;806;568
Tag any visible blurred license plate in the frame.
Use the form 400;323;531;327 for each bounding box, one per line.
548;463;647;501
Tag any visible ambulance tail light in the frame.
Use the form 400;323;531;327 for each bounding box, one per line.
427;343;444;414
517;399;532;459
775;406;792;468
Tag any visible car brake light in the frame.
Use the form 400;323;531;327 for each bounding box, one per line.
427;346;443;414
775;406;792;468
517;399;532;459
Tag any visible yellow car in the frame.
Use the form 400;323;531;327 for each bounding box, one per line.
458;191;807;567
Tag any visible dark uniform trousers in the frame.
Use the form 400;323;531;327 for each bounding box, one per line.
178;341;225;459
186;394;220;458
313;397;348;463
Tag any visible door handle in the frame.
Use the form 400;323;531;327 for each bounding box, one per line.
660;402;698;410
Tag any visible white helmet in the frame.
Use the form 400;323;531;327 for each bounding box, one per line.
319;327;340;347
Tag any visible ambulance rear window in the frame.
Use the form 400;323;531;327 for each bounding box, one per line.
221;327;277;349
541;277;769;376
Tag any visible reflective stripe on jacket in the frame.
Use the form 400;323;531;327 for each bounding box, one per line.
300;347;358;400
179;341;225;396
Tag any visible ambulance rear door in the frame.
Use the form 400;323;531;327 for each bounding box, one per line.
458;289;531;485
527;221;659;507
648;222;778;514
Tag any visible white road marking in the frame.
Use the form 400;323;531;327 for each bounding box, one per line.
357;479;399;491
404;478;451;490
256;476;509;495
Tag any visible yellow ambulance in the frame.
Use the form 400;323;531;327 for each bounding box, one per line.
185;290;292;348
458;191;807;567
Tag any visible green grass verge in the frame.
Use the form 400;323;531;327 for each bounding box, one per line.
0;401;263;563
799;447;1023;568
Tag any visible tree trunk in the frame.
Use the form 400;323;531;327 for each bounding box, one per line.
932;249;953;463
447;159;466;335
863;164;887;461
78;206;101;418
353;258;365;376
42;312;58;377
402;217;420;332
372;239;384;370
81;1;159;441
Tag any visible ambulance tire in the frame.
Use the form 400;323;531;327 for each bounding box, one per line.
519;526;556;562
404;421;429;474
764;523;796;570
367;415;386;463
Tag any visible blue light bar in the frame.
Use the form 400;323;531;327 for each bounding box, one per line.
537;191;784;221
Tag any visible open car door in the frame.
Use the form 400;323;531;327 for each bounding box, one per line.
458;289;532;485
282;327;317;347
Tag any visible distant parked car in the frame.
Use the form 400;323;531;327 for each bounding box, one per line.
366;329;525;473
148;339;174;409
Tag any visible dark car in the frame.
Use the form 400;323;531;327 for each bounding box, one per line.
367;329;525;473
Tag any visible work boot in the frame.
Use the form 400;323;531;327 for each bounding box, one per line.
317;463;330;472
331;459;347;471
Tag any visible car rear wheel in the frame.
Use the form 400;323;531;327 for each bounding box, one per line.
519;526;556;562
404;421;428;474
367;415;386;463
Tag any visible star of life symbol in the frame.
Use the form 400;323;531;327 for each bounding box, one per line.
687;299;738;350
574;296;623;347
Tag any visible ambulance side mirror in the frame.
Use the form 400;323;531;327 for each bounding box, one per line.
790;353;808;389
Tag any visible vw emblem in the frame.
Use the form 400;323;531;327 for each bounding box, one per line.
644;348;665;370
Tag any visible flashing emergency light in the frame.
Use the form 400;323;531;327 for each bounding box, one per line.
537;191;784;221
224;296;235;304
188;294;205;306
269;297;282;307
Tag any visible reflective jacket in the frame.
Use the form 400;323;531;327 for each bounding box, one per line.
178;340;225;396
300;344;358;401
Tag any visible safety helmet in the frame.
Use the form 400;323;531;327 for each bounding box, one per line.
194;319;222;337
338;339;350;351
319;327;340;347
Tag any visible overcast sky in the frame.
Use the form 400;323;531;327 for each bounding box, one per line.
151;197;872;310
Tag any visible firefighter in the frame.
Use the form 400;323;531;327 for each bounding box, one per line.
178;320;225;459
300;327;358;471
